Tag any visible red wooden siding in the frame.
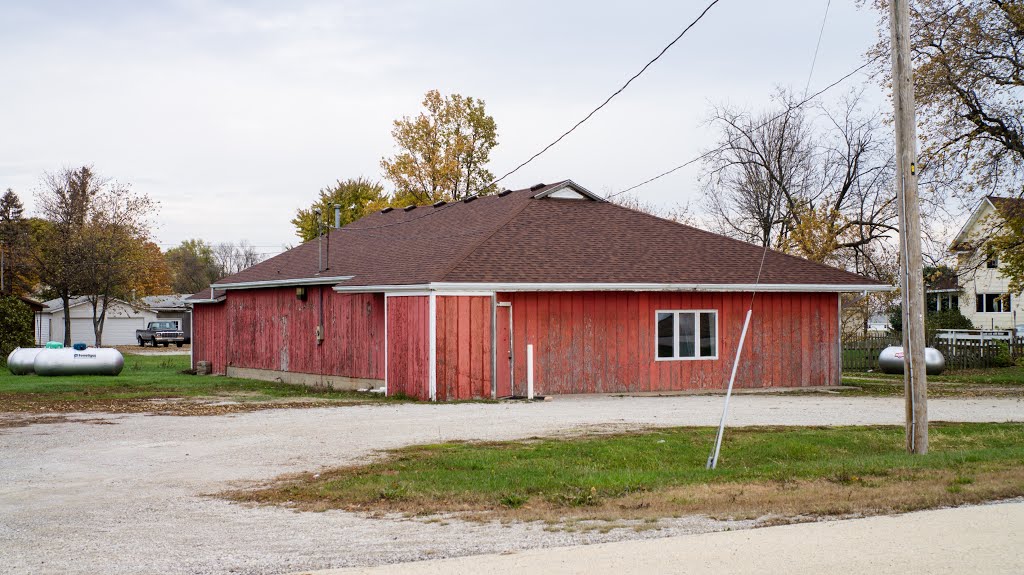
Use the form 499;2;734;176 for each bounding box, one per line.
501;291;839;395
194;288;841;401
385;295;431;400
191;301;228;374
190;288;384;380
435;296;492;400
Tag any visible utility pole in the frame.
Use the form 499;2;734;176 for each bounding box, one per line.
890;0;928;454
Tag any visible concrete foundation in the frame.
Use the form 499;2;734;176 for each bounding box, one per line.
225;366;383;391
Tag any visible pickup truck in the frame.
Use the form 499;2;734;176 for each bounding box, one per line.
136;321;185;347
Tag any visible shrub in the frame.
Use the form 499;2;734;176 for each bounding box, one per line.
888;304;976;336
0;296;35;365
991;341;1014;368
926;309;975;331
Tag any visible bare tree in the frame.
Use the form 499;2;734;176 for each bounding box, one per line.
213;240;264;277
701;89;899;271
701;89;813;249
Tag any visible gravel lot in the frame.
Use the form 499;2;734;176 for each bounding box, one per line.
1;395;1022;575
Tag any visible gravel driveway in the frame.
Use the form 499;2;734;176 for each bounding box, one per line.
1;395;1021;575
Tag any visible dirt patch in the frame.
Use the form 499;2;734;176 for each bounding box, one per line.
0;396;370;416
225;467;1024;525
840;379;1024;398
0;414;119;429
113;344;191;355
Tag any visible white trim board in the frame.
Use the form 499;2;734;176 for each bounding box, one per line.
950;197;996;249
211;275;354;290
336;282;893;294
188;297;225;304
532;180;605;202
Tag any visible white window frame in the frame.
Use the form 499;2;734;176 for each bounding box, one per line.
654;309;719;361
976;293;1011;313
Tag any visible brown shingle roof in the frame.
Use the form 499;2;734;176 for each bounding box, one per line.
192;180;883;295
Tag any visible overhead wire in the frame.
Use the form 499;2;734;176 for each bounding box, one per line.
707;0;835;470
804;0;832;99
489;0;723;188
335;0;724;233
609;55;879;200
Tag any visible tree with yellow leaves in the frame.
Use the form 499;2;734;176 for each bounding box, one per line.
381;90;498;205
291;178;389;242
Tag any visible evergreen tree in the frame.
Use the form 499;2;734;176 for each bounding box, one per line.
0;188;30;294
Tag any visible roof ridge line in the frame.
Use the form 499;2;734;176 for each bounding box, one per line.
436;191;538;283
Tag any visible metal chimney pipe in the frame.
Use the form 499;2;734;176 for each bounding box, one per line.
334;204;341;228
314;208;322;273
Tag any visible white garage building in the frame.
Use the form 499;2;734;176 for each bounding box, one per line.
37;297;158;346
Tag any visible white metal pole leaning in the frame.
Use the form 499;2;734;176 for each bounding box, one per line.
890;0;928;454
707;309;753;470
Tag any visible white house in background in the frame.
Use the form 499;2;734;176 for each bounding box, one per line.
949;196;1024;329
37;297;158;346
867;313;892;334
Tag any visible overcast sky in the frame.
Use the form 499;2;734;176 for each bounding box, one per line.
0;0;886;256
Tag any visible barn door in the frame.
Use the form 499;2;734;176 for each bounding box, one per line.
495;303;513;398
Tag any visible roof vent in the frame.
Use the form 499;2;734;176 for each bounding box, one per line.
530;183;546;191
463;195;477;203
498;189;512;197
381;207;393;214
403;205;416;212
432;200;446;208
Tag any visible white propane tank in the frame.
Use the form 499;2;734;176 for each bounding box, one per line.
7;347;44;375
33;347;125;376
877;346;946;376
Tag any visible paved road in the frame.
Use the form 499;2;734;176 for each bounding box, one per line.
1;395;1022;574
304;501;1024;575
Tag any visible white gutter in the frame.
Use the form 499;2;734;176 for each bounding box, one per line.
187;298;225;304
211;275;354;290
334;282;895;294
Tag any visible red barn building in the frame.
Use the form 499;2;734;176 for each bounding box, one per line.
189;180;889;400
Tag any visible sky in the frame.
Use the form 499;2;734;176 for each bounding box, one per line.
0;0;888;257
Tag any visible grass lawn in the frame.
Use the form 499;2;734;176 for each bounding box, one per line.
841;366;1024;397
0;354;399;415
228;423;1024;523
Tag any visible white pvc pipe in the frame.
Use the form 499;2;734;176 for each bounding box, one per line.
428;292;437;401
707;309;753;470
526;344;534;400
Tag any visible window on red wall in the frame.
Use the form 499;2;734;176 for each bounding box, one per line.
655;310;718;360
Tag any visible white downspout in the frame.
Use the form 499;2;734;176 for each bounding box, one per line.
428;291;437;401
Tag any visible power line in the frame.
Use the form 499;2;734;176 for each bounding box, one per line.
708;0;842;470
344;56;879;235
338;1;725;234
804;0;832;98
490;0;723;188
608;55;881;200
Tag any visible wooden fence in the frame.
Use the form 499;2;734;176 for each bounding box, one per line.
842;333;1024;371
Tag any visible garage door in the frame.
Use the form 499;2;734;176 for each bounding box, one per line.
68;317;146;346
